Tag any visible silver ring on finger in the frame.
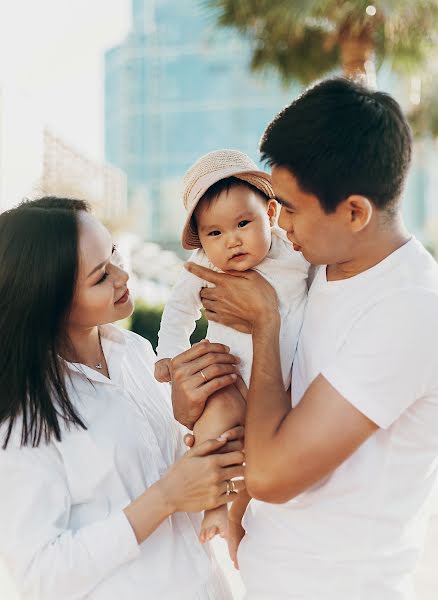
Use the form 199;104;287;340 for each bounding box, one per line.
200;369;208;383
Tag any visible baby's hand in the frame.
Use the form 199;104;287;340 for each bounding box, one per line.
154;358;172;383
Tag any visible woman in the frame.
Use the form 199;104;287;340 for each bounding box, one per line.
0;197;244;599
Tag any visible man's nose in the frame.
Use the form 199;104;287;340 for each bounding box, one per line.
278;206;293;232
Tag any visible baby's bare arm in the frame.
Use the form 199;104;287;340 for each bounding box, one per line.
193;384;246;445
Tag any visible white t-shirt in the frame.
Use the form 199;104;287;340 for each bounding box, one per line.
0;325;231;600
157;226;309;387
239;238;438;600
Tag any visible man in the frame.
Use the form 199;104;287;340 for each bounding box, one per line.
171;78;438;599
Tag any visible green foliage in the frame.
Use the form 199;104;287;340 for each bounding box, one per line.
203;0;438;82
408;76;438;140
130;302;208;351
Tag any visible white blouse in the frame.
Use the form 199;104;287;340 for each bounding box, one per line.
0;325;231;600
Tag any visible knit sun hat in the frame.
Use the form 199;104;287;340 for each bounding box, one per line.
181;149;275;250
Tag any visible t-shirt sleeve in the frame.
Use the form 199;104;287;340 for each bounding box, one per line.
156;249;205;361
321;289;438;429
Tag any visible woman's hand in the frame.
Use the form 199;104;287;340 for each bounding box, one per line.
184;425;245;453
170;340;241;429
159;435;245;514
184;263;280;333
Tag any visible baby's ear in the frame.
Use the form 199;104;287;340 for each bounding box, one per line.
267;198;278;225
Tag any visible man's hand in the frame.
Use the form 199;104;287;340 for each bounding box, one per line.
184;263;279;333
170;340;241;429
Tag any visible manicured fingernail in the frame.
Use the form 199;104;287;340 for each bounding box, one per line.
231;374;237;380
217;434;228;441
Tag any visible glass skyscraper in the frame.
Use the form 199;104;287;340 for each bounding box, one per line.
105;0;298;244
105;0;436;248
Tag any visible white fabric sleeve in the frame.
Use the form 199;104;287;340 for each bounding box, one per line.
0;443;140;600
321;290;438;429
156;250;206;361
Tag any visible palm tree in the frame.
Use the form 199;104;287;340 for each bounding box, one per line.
203;0;438;86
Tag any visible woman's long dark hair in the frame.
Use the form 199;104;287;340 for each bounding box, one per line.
0;197;89;448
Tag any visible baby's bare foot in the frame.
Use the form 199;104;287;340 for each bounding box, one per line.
200;506;229;543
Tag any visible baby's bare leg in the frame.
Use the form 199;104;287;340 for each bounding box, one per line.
193;386;246;543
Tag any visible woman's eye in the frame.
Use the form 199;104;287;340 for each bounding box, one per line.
96;272;109;285
208;230;221;237
238;220;250;228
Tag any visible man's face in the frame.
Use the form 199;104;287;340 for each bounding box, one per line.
272;165;353;266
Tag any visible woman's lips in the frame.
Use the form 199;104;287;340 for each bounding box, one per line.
115;288;130;304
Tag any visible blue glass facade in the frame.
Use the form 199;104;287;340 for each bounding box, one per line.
105;0;435;245
105;0;298;240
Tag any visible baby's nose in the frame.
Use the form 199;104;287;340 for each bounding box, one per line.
227;235;242;248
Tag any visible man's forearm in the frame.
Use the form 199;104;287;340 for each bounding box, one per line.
245;315;292;496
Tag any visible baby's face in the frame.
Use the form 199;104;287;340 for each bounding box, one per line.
195;185;277;272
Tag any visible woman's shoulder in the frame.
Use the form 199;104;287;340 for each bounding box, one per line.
119;327;156;362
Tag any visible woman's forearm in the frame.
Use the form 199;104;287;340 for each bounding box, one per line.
123;480;173;544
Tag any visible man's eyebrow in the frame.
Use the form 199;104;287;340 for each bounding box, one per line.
276;196;295;209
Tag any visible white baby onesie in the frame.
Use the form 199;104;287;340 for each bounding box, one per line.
156;226;309;388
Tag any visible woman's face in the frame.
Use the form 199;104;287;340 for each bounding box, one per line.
68;212;134;330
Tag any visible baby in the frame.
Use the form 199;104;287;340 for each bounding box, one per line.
155;149;309;542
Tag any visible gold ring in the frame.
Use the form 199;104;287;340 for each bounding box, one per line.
230;479;237;494
200;369;207;383
226;480;231;496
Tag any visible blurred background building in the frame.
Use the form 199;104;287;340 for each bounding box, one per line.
0;87;127;221
104;0;299;248
104;0;438;252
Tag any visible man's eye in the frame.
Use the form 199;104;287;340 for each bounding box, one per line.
208;230;221;237
96;272;109;284
238;220;250;228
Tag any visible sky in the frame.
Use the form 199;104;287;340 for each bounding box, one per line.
0;0;131;161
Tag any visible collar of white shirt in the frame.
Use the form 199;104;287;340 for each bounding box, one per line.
64;324;127;386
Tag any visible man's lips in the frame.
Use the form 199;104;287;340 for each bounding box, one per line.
115;288;130;304
292;243;302;252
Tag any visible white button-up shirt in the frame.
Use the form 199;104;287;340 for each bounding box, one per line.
0;325;231;600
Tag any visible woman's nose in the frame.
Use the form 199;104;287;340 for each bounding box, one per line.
110;263;129;286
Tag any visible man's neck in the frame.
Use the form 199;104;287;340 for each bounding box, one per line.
327;216;411;282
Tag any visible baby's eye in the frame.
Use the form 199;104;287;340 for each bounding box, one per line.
96;272;109;284
238;220;250;228
208;230;221;237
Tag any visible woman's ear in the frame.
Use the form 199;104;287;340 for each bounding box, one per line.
267;199;278;226
342;195;373;232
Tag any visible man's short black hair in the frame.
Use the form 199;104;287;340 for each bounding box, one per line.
260;78;412;214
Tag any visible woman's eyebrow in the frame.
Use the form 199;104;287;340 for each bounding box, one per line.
87;256;110;278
